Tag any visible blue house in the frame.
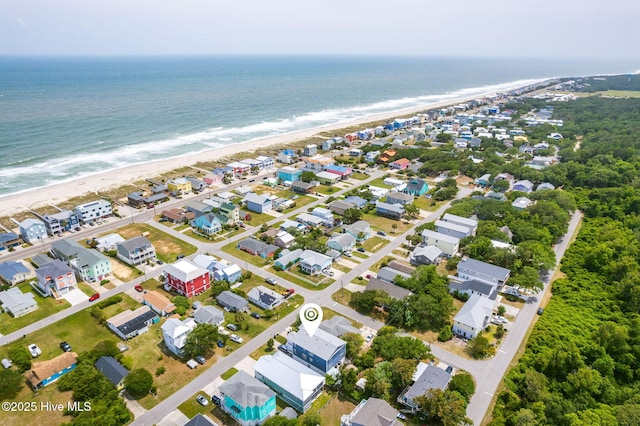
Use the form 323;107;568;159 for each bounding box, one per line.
244;193;272;213
343;196;368;209
375;201;405;220
19;218;48;244
190;214;222;235
403;178;429;196
219;370;277;426
274;249;303;271
284;328;346;375
26;352;78;390
277;166;302;182
0;233;22;251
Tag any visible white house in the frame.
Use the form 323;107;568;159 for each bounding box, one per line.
440;214;478;236
452;294;494;339
161;317;197;356
421;229;460;257
435;220;473;240
75;199;112;223
248;286;285;310
457;257;511;288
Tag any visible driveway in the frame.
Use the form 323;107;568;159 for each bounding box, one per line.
61;288;88;305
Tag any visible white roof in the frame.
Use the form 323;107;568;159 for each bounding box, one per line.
161;317;196;339
287;328;346;360
164;259;208;282
454;294;494;330
316;171;339;180
442;213;478;229
435;220;470;234
254;351;325;402
96;233;125;249
192;254;217;270
223;263;241;276
421;229;460;245
512;197;533;209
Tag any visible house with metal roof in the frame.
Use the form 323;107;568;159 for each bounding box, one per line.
375;201;404;220
377;267;411;284
42;210;79;235
291;181;315;194
402;178;429;196
421;229;460;257
386;191;414;205
244;193;272;214
365;278;413;300
192;305;225;326
316;171;341;185
449;279;498;300
163;259;211;298
107;306;158;340
296;212;324;227
19;218;48;244
216;290;249;312
219;370;277;426
341;398;399;426
398;364;451;413
237;239;278;258
410;245;443;266
162;317;197;356
167;177;192;195
311;207;334;227
0;261;34;285
452;294;495;339
0;287;38;317
284;328;346;375
327;233;356;253
325;164;353;180
116;236;156;266
185;414;217;426
95;356;129;389
51;239;112;283
343;196;368;209
441;213;478;236
319;316;360;338
254;351;325;413
299;250;332;276
435;219;473;239
74;199;112;224
248;286;285;310
26;352;78;390
328;200;357;215
0;232;22;251
457;257;511;288
342;220;372;241
274;249;303;271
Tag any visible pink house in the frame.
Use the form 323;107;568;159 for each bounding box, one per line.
390;158;411;170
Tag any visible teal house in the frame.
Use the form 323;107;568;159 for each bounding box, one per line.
403;178;429;196
219;370;276;426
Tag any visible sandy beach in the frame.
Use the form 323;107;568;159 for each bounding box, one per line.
0;80;545;217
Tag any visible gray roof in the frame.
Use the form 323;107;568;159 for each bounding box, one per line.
329;200;356;212
454;294;494;330
421;229;460;245
411;245;443;263
185;414;216;426
404;365;451;406
343;220;370;234
327;233;356;249
19;218;44;229
95;356;129;387
219;370;275;409
351;398;399;426
458;258;510;281
275;248;303;267
449;279;497;299
216;290;248;310
245;192;270;205
405;178;428;193
0;287;36;314
237;239;278;256
375;201;404;214
366;278;412;300
378;266;411;284
117;236;153;252
387;260;415;275
0;261;30;282
192;305;225;325
319;316;360;337
36;259;73;281
52;239;110;268
441;213;478;229
280;407;298;420
287;328;346;360
386;192;414;203
435;219;471;234
31;254;54;268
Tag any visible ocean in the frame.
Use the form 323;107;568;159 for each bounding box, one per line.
0;56;637;198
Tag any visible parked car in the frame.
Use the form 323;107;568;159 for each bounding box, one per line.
1;358;13;369
227;323;238;331
357;247;366;253
365;274;372;279
216;340;225;348
156;260;164;265
89;293;100;302
229;334;244;344
365;334;373;342
397;413;407;420
537;307;544;315
212;395;222;406
177;254;185;259
196;394;209;406
377;231;387;236
195;356;206;365
266;277;277;285
344;252;352;257
186;359;198;369
60;341;72;352
445;365;453;374
250;312;262;319
28;344;42;358
134;284;144;292
117;343;129;353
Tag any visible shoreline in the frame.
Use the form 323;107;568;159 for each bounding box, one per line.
0;78;548;217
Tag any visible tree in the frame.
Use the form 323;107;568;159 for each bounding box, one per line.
266;338;274;352
492;179;511;192
342;208;362;225
497;305;506;316
391;223;398;233
0;369;23;399
8;346;31;372
404;203;420;219
125;368;154;399
302;413;322;426
391;358;417;392
467;335;495;359
341;332;364;359
182;323;219;358
300;171;316;183
262;416;298;426
438;325;453;342
448;372;476;402
414;389;472;426
172;295;190;315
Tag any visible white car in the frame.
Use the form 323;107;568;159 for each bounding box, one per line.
28;344;42;358
229;334;244;344
196;394;209;406
186;359;198;369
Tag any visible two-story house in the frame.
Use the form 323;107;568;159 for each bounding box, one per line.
162;317;197;356
116;236;156;266
219;370;277;426
19;218;48;243
74;199;112;224
284;328;346;375
163;259;211;298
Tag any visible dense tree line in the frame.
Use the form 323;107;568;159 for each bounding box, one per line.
490;95;640;425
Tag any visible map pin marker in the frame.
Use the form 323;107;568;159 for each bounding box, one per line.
299;303;323;337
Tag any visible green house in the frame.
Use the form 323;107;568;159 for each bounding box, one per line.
219;370;277;425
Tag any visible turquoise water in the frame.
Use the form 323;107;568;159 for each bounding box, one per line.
0;56;637;197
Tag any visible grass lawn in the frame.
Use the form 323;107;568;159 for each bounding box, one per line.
316;184;340;195
361;235;389;252
313;394;357;425
297;392;333;424
351;251;368;259
184;229;217;243
333;263;351;273
0;281;71;334
362;213;413;234
221;367;239;380
109;256;140;282
332;288;353;306
266;266;333;291
177;395;235;426
350;172;368;180
175;223;190;232
367;177;393;188
249;341;278;360
0;381;76;426
110;223;197;263
414;195;444;212
243;211;276;227
77;281;97;296
221;242;272;268
596;90;640;98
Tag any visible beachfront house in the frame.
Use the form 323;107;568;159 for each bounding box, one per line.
42;210;79;235
185;176;207;192
304;144;318;156
167;178;192;196
74;199;112;224
277;149;296;164
19;218;48;244
256;155;275;170
0;233;23;251
163;259;211;298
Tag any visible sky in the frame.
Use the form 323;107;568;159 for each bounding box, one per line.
1;0;639;58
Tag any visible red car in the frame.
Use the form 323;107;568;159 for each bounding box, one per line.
134;285;144;292
89;293;100;302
